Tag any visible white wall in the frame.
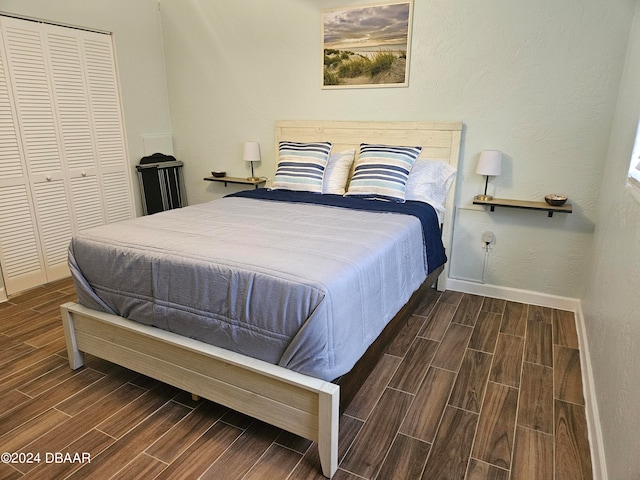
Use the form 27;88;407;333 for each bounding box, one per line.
160;0;633;298
0;0;173;216
581;2;640;478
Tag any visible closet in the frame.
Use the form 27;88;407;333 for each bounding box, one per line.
0;16;134;296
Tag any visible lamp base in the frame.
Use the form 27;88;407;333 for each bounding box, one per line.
247;176;260;182
474;194;494;201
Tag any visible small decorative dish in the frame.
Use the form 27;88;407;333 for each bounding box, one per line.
545;194;567;206
211;171;226;178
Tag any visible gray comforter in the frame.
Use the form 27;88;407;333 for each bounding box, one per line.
69;196;428;380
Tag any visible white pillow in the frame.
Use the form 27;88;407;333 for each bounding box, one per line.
405;159;457;213
323;149;355;195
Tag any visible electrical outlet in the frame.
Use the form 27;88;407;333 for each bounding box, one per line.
482;231;495;244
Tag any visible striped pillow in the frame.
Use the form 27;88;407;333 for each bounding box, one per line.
272;141;333;193
345;143;422;202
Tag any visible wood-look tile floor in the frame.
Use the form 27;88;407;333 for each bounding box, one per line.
0;277;593;480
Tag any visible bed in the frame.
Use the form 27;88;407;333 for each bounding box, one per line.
60;120;462;478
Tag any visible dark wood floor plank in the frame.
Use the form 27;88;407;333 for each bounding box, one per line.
242;444;304;480
0;354;67;396
511;426;553;480
528;304;553;324
0;463;21;480
501;301;528;337
412;286;441;316
0;408;69;454
421;406;478;480
452;293;484;326
0;368;103;437
0;334;23;352
4;311;59;340
438;290;463;305
489;333;524;388
469;311;502;354
274;429;313;455
110;453;168;480
0;343;36;366
376;433;430;480
4;291;70;318
0;389;30;415
146;399;229;463
68;401;192;479
466;458;509;480
289;445;327;480
386;314;426;357
153;421;244;479
472;382;518;469
15;363;75;398
555;400;593;480
432;323;473;372
343;353;401;421
200;421;282;480
340;388;413;479
553;309;579;348
24;325;65;348
388;337;438;394
336;414;364;462
0;338;67;380
525;319;553;367
448;349;492;413
400;366;456;442
21;427;115;479
17;382;148;473
96;383;179;438
554;345;584;405
418;302;456;341
518;362;553;434
55;368;139;416
481;297;506;314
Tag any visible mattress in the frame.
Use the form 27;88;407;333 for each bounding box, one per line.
69;190;445;380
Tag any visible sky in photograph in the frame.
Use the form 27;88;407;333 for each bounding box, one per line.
323;3;410;50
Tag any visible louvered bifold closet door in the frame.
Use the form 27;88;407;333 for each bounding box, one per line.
0;16;134;295
82;33;133;224
0;34;48;294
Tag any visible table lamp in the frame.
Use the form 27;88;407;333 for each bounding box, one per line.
474;150;502;201
243;141;261;181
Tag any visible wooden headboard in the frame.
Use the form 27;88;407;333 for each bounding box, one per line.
275;120;463;290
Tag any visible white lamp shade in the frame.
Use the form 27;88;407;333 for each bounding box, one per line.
476;150;502;176
243;141;261;162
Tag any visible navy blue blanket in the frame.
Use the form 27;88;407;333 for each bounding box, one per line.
226;189;447;274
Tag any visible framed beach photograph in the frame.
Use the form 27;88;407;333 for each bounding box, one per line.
322;1;414;89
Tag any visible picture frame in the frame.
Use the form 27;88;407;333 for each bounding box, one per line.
322;1;414;89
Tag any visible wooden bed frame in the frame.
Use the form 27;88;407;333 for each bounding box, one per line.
61;120;462;478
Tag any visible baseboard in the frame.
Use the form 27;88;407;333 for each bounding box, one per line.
574;303;607;480
446;277;607;479
445;278;579;311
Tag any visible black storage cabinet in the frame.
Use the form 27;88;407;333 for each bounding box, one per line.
136;153;187;215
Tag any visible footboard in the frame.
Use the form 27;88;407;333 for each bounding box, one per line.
60;302;339;478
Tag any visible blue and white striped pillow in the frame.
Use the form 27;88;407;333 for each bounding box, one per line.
345;143;422;202
272;141;333;193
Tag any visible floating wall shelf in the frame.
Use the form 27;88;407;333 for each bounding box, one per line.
473;198;572;217
204;176;265;189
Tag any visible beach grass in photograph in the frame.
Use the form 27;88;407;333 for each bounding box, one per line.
323;48;406;86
